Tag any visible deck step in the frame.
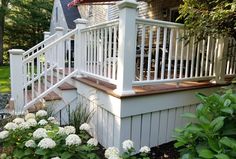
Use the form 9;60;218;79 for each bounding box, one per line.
46;76;76;90
33;83;62;101
53;67;75;76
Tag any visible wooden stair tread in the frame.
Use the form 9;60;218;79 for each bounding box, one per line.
46;76;76;90
33;83;62;101
53;67;75;76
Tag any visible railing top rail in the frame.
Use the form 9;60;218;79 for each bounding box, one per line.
136;18;184;28
23;33;57;57
23;28;78;63
81;19;119;32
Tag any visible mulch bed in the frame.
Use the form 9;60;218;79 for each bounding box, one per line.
97;141;179;159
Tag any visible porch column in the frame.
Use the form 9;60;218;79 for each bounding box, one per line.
74;18;88;76
114;0;138;96
55;27;64;69
9;49;25;114
211;38;228;84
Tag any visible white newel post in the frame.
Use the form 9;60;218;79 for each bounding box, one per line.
44;31;50;40
74;18;88;76
9;49;25;114
211;37;228;84
55;27;64;68
114;0;138;95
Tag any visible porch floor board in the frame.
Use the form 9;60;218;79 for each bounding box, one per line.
73;77;231;98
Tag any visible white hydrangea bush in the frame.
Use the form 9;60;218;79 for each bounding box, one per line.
104;140;151;159
0;110;100;159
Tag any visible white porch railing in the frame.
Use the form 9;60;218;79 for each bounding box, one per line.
10;0;236;113
80;20;119;84
134;18;219;85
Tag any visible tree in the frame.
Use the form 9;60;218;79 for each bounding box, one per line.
178;0;236;41
5;0;53;50
0;0;11;65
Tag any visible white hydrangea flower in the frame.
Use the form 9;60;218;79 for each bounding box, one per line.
64;126;76;135
87;138;98;146
108;156;121;159
47;117;55;121
79;123;90;131
4;122;18;131
26;118;37;127
57;127;66;136
38;138;56;149
25;113;36;120
25;140;36;148
38;119;48;126
0;131;9;139
51;157;60;159
36;110;48;118
139;146;151;153
19;122;30;129
105;147;119;158
65;134;81;146
33;128;47;139
122;140;134;151
51;120;59;125
13;118;25;124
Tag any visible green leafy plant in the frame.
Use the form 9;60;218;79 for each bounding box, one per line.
178;0;236;41
69;103;95;133
174;90;236;159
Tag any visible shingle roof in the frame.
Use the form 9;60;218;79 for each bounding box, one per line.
60;0;81;29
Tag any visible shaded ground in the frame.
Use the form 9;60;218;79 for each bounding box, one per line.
0;65;10;93
97;141;179;159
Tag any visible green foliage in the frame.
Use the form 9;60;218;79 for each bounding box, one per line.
0;65;10;93
174;90;236;159
178;0;236;41
69;103;95;133
1;0;53;64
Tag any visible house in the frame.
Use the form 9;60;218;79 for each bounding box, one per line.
49;0;81;34
77;0;183;26
9;0;236;153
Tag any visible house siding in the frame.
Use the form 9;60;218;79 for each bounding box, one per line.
50;0;69;34
78;5;108;26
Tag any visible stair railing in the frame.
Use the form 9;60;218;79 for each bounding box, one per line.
9;20;88;114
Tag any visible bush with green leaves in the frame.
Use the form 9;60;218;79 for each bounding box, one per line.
174;90;236;159
0;110;99;159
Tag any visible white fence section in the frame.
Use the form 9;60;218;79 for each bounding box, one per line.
80;20;119;84
134;18;222;85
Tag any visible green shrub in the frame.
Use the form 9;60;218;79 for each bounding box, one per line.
174;90;236;159
0;110;99;159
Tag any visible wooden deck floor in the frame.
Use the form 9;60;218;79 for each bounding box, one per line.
73;77;231;98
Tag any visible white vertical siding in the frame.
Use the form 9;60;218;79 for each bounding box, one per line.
85;97;197;150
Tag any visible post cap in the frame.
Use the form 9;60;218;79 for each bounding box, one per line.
43;31;50;35
9;49;25;55
55;27;64;32
74;18;88;25
117;0;138;10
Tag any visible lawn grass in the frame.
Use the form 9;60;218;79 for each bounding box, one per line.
0;65;10;93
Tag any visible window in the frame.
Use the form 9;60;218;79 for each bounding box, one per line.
56;7;58;22
88;5;93;17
